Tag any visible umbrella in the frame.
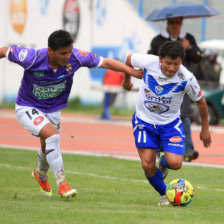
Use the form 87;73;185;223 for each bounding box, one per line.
146;2;219;22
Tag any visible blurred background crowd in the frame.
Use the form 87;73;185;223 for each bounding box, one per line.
0;0;224;131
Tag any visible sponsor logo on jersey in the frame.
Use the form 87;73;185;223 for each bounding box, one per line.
57;75;65;79
178;73;185;80
34;71;44;77
190;85;196;95
33;116;44;125
144;88;151;97
18;49;28;61
158;77;168;81
78;49;89;56
169;136;182;143
144;100;169;114
33;81;66;99
197;89;202;97
66;63;72;72
10;48;15;54
155;85;163;94
145;95;172;104
168;143;184;147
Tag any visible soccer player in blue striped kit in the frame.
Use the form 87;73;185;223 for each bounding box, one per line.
123;41;211;205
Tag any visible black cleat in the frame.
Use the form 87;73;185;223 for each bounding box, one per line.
184;150;199;162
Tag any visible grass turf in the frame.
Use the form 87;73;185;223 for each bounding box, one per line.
0;147;223;224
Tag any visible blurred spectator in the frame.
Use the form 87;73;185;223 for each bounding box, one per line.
197;51;222;82
101;69;124;120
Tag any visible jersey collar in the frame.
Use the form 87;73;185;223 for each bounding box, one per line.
161;28;186;39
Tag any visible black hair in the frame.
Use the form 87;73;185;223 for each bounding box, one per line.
158;41;185;60
48;30;74;51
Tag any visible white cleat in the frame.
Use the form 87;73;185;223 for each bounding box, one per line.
158;195;170;205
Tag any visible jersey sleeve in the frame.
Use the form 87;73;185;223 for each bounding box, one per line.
6;45;36;69
185;75;203;102
131;53;156;69
73;48;102;68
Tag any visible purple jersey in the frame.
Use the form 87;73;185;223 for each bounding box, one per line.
7;46;102;113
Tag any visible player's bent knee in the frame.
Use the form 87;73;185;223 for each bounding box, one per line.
45;134;60;144
169;161;182;170
39;123;59;139
141;161;155;171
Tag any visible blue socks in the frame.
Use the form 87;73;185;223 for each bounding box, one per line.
160;155;170;169
147;168;166;195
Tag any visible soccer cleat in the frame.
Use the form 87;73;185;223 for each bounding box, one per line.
32;169;52;196
158;195;170;206
159;153;169;179
58;181;78;198
184;150;199;162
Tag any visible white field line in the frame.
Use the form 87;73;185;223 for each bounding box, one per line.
0;163;223;192
1;144;224;169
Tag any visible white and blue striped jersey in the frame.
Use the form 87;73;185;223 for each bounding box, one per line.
131;54;202;125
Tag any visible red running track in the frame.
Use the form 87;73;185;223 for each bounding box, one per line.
0;109;223;166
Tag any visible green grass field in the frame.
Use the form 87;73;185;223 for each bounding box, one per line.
0;147;223;224
0;98;135;117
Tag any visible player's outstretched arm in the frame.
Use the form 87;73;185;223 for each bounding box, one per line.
100;57;143;79
122;53;134;91
196;96;211;148
0;47;9;59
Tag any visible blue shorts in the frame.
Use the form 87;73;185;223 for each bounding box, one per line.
132;114;185;155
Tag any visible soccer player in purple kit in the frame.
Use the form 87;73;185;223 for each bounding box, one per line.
0;30;143;198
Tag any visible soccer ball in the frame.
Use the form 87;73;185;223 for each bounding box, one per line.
166;178;194;206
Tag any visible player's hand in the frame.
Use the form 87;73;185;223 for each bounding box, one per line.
181;38;190;50
131;68;144;79
200;129;211;148
122;80;133;91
